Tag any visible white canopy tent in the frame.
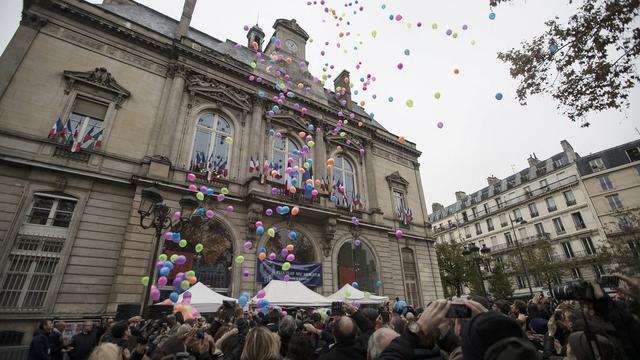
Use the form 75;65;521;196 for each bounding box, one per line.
328;284;389;304
172;282;236;313
253;280;332;307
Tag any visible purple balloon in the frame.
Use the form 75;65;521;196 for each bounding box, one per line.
266;209;273;216
243;270;250;278
156;261;165;270
268;252;277;261
354;239;361;246
280;248;289;258
183;291;192;299
175;255;186;265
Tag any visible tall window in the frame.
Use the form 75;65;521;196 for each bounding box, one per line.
516;276;526;289
471;207;478;218
191;113;232;178
183;220;233;294
486;218;494;231
67;97;108;150
534;223;545;236
563;190;576;206
512;208;522;221
599;176;614;191
272;136;301;186
606;194;623;211
571;267;582;279
483;203;490;215
545;197;557;212
337;242;378;292
499;214;508;227
504;232;513;246
401;248;420;307
475;223;482;235
625;147;640;161
589;158;605;172
334;156;356;203
0;194;76;310
571;212;586;230
464;226;471;238
518;227;528;240
562;242;575;259
552;217;566;234
528;203;539;218
265;229;316;264
581;237;596;255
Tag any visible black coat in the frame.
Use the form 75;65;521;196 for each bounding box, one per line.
318;340;366;360
28;329;51;360
378;330;445;360
68;331;97;360
49;329;65;360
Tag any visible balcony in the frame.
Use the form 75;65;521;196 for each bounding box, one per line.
566;199;577;206
547;206;557;212
490;233;551;253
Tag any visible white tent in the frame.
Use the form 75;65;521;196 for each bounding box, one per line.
253;280;332;307
175;282;236;313
328;284;389;304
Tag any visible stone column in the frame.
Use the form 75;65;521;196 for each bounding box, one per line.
314;122;327;180
154;64;187;159
364;142;380;211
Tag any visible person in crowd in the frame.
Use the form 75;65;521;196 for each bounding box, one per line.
101;320;132;359
284;331;314;360
319;316;366;360
69;321;98;360
49;321;67;360
278;316;296;357
28;319;53;360
366;328;398;360
89;342;123;360
240;327;280;360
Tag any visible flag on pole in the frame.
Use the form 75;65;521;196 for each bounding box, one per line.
249;156;255;173
48;118;64;138
71;117;90;152
93;129;104;149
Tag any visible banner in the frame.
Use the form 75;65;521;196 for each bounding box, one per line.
257;260;323;287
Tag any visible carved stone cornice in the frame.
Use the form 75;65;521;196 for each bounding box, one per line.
21;11;48;31
186;74;251;111
63;67;131;107
166;63;188;79
386;171;410;189
322;217;337;258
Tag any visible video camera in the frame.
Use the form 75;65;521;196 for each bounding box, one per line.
551;275;618;302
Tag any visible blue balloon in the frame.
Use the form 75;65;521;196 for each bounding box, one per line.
489;12;496;20
159;267;170;276
258;90;265;97
281;206;290;214
164;261;174;269
495;93;503;100
352;282;359;289
330;195;337;202
259;247;267;253
207;188;214;196
256;226;265;235
307;124;315;131
238;295;248;307
396;300;407;310
388;97;394;102
288;231;298;241
305;183;313;190
376;280;383;288
169;291;179;302
172;232;180;240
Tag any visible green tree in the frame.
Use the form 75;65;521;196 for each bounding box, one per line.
600;209;640;275
520;241;567;293
491;0;640;126
435;241;469;297
488;262;513;299
466;262;486;297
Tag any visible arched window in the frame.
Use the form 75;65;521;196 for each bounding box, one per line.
333;155;356;203
272;136;302;186
191;113;232;178
337;241;377;292
264;229;316;263
401;248;421;307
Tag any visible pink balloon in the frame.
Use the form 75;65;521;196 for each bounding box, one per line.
173;212;181;221
243;241;253;250
187;173;196;181
268;252;277;261
188;184;197;192
206;209;215;219
227;205;234;213
157;276;168;287
257;289;266;299
286;254;295;262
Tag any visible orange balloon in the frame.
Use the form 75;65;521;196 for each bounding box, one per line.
291;207;300;216
306;179;313;185
315;179;321;186
175;304;184;312
399;136;406;144
327;158;335;166
336;145;342;151
285;57;292;64
162;299;172;305
286;244;294;252
327;164;333;169
188;276;197;285
289;187;297;193
298;131;306;138
299;168;305;175
258;252;266;261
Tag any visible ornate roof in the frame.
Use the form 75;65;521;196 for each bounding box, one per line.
272;19;309;40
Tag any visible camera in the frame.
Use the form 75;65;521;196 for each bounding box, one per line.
551;280;595;301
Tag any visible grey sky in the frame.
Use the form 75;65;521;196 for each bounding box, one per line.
1;0;638;210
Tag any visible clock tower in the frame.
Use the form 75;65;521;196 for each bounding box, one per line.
264;19;309;61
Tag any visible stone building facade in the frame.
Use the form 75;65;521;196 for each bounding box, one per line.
429;141;609;297
0;0;441;341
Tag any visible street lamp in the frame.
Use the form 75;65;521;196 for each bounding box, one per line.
509;214;534;296
462;242;491;298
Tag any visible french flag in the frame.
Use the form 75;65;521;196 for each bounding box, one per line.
93;129;104;149
48;118;64;138
249;156;255;173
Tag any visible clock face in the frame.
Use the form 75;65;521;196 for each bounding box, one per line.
285;39;298;52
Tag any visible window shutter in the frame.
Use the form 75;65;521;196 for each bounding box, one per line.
73;98;108;120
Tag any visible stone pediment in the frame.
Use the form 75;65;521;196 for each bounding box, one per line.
64;67;131;107
386;171;410;188
269;112;309;131
187;74;251;111
273;19;309;40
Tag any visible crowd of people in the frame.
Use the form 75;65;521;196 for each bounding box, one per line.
28;272;640;360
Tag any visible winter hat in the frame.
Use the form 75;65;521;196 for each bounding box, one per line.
567;331;614;360
462;311;525;360
483;337;541;360
529;317;549;335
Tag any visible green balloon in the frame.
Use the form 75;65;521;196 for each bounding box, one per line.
268;228;276;237
345;291;352;297
196;192;205;201
179;239;187;248
195;244;204;253
158;254;167;261
307;141;315;148
364;292;371;299
141;276;149;286
344;120;349;126
181;280;190;290
282;262;291;271
221;187;229;195
235;255;245;264
340;132;346;138
186;270;196;278
170;254;178;263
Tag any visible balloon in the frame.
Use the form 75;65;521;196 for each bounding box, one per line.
284;274;290;282
432;23;438;29
398;136;406;144
446;29;453;36
397;63;403;70
282;262;291;271
291;207;300;216
394;230;403;239
257;289;266;299
345;290;352;297
243;270;250;278
179;239;187;248
266;209;273;216
404;49;410;56
268;252;277;261
286;254;295;262
352;282;359;289
434;92;441;99
225;136;233;144
289;187;297;194
221;187;230;195
281;206;290;214
195;243;204;253
196;192;204;201
243;241;253;250
354;239;361;246
489;12;496;20
280;248;289;258
286;244;294;252
453;68;460;75
288;231;298;241
217;194;225;202
156;276;168;288
371;30;377;38
376;280;383;288
406;99;414;108
227;205;234;213
396;300;407;311
256;226;265;235
181;280;190;290
141;276;149;286
495;93;503;100
364;292;371;299
258;252;267;261
187;173;196;181
235;256;245;264
437;122;444;129
257;298;270;309
150;287;160;301
158;254;168;261
170;254;178;263
169;291;179;303
176;255;187;265
186;270;196;278
238;296;248;307
188;276;197;285
165;232;173;241
268;228;275;237
159;267;170;276
188;184;197;192
173;211;182;221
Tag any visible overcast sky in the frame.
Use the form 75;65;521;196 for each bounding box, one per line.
1;0;638;210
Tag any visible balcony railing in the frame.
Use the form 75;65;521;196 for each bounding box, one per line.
566;199;577;206
490;233;551;252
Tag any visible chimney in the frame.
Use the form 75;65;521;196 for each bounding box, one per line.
432;203;444;213
334;69;352;109
176;0;197;40
487;175;500;186
527;153;540;167
247;24;265;50
455;191;466;202
560;140;576;163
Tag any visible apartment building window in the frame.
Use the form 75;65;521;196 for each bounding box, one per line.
494;255;503;267
626;147;640;161
448;232;455;241
66;97;108;151
192;113;233;177
272;136;302;185
593;265;605;278
581;237;596;255
618;215;633;231
562;242;575;259
629;239;640;258
589;158;605;172
495;197;502;209
462;211;468;222
475;223;482;235
563;190;576;206
553;218;566;235
464;226;471;239
545;197;557;212
528;203;539;218
512;208;522;221
334;156;357;204
0;194;76;310
499;214;508;228
518;227;528;240
524;186;532;197
401;248;421;308
599;175;614;191
534;223;546;236
486;218;495;231
471;207;478;219
504;232;514;246
539;179;548;189
571;267;582;279
606;194;624;211
533;275;544;287
490;236;498;247
483;203;490;215
571;212;586;230
516;276;526;289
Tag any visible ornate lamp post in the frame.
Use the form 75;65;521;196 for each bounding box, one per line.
138;186;200;315
462;242;491;298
